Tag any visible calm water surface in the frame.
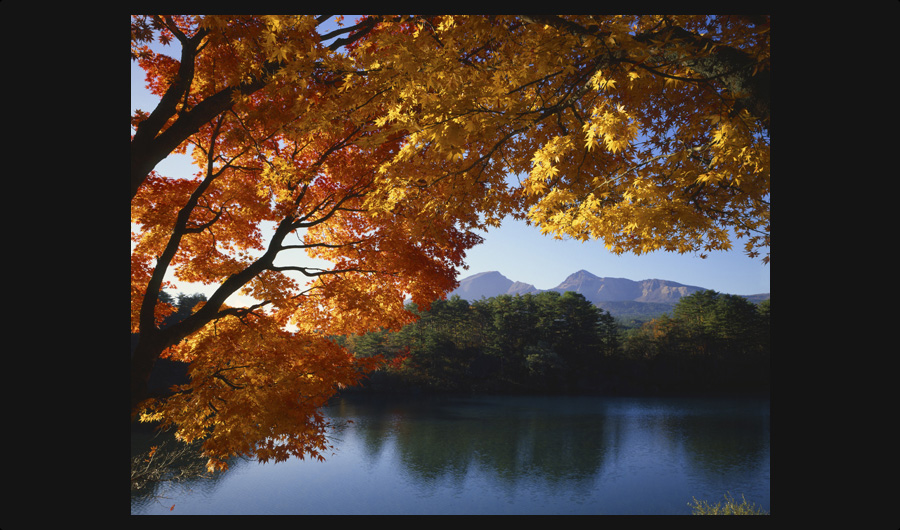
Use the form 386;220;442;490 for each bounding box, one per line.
131;394;770;515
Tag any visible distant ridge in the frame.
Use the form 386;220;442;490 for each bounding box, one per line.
546;269;705;305
449;269;769;319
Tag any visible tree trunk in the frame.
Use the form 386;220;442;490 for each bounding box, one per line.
131;333;165;416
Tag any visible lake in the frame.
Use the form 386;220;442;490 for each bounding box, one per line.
131;394;770;515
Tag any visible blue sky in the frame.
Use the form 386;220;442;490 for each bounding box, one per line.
132;17;770;300
458;217;769;295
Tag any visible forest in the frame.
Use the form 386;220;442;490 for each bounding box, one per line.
338;289;769;396
144;289;769;398
141;288;769;399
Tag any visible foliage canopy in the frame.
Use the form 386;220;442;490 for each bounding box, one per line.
131;15;770;471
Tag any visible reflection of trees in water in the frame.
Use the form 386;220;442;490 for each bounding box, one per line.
675;400;770;493
593;397;770;509
327;395;769;504
330;396;611;494
326;396;406;463
131;395;769;513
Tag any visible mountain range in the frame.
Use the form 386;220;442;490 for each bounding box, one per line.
449;270;769;321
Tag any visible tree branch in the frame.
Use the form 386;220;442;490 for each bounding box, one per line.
320;16;382;51
520;15;610;44
266;266;379;277
632;24;770;130
279;238;372;251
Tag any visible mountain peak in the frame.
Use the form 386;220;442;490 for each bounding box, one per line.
453;269;709;305
449;270;767;319
451;271;537;300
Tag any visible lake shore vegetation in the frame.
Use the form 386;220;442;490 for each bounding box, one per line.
689;492;769;515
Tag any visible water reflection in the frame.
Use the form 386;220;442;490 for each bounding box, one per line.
332;395;766;483
131;394;769;514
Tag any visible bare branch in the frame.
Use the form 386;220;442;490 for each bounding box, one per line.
279;238;373;251
320;16;382;51
266;266;379;277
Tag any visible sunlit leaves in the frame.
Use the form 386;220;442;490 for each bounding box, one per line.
583;103;640;154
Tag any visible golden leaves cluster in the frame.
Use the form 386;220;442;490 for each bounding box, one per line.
342;15;769;262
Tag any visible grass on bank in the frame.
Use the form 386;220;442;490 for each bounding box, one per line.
690;492;769;515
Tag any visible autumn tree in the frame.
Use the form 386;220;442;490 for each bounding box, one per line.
131;15;769;471
131;15;484;470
